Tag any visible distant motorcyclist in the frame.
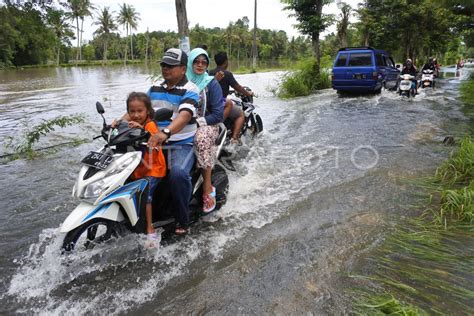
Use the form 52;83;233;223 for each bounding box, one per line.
421;58;436;72
401;59;418;94
432;57;440;77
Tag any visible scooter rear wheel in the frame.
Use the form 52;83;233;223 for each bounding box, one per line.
62;219;117;252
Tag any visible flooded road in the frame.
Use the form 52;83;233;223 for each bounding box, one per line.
0;65;471;314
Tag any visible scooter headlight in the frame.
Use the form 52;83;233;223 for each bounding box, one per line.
83;179;108;199
79;154;138;200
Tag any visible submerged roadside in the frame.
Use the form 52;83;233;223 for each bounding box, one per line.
345;75;474;314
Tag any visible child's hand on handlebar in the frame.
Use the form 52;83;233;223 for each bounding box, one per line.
111;119;121;128
128;121;143;129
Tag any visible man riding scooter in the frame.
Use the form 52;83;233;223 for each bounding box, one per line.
401;59;418;95
209;52;254;152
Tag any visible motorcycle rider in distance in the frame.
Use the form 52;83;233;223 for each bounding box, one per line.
421;57;436;72
209;52;254;150
401;58;418;94
432;57;441;77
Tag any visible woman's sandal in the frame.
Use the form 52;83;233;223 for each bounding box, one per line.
202;186;216;214
145;232;159;249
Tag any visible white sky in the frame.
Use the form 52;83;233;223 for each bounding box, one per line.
82;0;362;42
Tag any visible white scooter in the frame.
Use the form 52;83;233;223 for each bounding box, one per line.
60;102;229;252
420;69;435;88
398;74;416;97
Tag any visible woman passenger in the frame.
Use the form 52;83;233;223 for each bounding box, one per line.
186;48;224;213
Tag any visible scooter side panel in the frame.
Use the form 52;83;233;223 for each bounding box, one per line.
60;202;124;233
100;179;148;228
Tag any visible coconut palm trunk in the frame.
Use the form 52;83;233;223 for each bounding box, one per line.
130;33;133;60
79;18;84;60
75;18;80;64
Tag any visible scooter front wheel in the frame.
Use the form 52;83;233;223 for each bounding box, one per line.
62;219;117;252
249;114;263;138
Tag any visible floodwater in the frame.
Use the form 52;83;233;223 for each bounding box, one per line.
0;65;471;314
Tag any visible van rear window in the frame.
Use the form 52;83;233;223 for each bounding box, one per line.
335;53;348;67
348;53;373;66
376;54;385;66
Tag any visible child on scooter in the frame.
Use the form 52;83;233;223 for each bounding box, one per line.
126;92;166;247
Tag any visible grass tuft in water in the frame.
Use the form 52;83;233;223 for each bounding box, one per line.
434;136;474;187
354;294;426;315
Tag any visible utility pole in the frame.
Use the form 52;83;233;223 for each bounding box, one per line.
252;0;257;70
175;0;190;53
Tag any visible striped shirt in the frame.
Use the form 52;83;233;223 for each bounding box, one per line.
147;77;199;143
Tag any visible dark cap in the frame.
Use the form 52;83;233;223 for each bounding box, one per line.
160;48;188;66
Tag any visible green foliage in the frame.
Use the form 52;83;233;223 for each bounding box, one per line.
355;0;471;64
278;58;331;98
350;135;474;314
281;0;333;39
354;294;426;315
82;44;95;61
0;1;313;68
438;182;474;224
4;114;85;159
460;75;474;108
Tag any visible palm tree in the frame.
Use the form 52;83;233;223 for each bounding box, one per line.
117;3;140;63
65;0;81;64
94;7;117;64
64;0;95;63
78;0;95;60
47;9;74;66
337;3;352;48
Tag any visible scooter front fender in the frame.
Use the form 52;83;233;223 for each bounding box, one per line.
60;202;124;233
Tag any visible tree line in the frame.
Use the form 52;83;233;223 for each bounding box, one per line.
285;0;473;70
0;0;312;68
1;0;472;69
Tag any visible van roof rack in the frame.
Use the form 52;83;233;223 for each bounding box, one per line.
338;47;375;51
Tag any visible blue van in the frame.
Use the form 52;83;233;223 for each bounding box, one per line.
331;47;399;93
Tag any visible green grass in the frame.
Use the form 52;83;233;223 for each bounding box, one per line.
460;74;474;108
434;137;474;186
350;220;474;314
350;137;474;314
354;294;427;315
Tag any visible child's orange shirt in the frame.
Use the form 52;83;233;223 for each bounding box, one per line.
133;119;166;179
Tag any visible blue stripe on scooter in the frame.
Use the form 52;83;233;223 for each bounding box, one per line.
82;203;112;222
83;179;148;221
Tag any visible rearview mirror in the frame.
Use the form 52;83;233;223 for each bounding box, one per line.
154;108;173;121
96;102;105;114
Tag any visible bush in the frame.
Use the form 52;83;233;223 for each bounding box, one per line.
277;58;331;98
3;114;85;159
